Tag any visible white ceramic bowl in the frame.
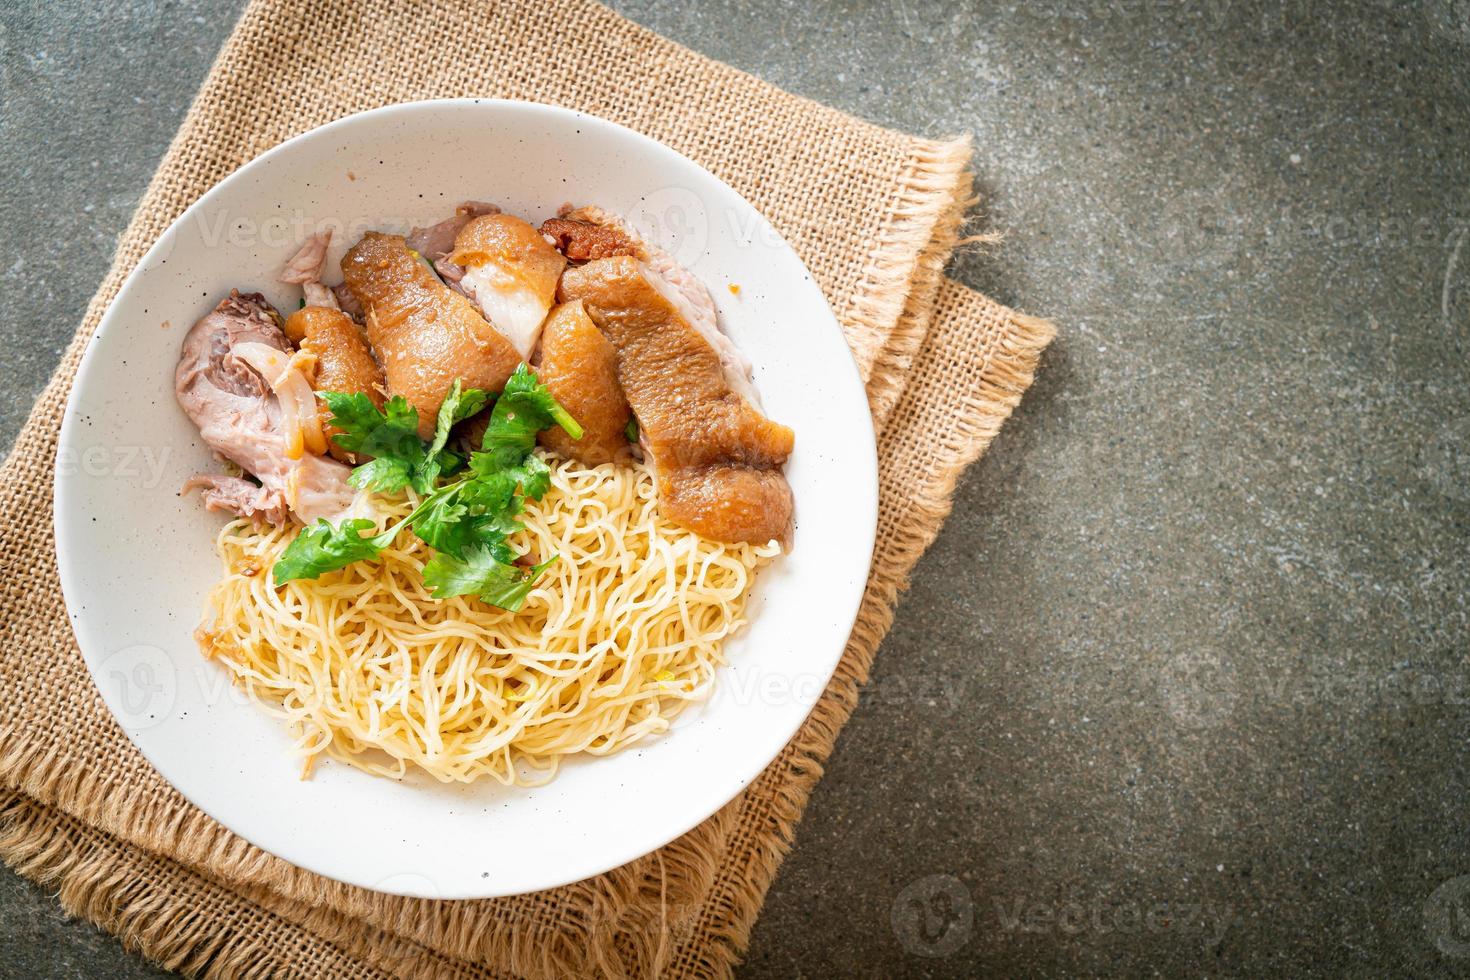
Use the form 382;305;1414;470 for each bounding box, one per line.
54;100;877;898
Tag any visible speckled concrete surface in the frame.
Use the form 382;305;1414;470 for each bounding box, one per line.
3;0;1469;976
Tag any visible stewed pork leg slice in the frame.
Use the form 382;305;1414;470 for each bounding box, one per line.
533;300;633;466
283;306;386;464
341;232;522;438
545;204;760;408
558;257;794;545
280;234;387;464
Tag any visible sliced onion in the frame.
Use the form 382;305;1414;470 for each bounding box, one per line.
232;341;328;459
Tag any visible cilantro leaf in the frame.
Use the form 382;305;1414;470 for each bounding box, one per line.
272;478;465;585
428;380;490;455
458;465;522;514
474;557;557;610
478;364;583;459
273;518;396;585
287;371;574;602
469;365;579;499
403;475;519;561
624;415;639;443
320;393;424;493
417;380;489;489
468;447;553;502
408;482;481;558
321;385;488;495
422;549;557;611
511;364;583;440
347;455;416;494
514;451;553;500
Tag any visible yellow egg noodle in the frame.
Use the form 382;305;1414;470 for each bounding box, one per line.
197;453;780;785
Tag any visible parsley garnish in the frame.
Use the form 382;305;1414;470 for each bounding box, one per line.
423;550;558;606
272;366;579;611
272;518;395;585
320;379;487;494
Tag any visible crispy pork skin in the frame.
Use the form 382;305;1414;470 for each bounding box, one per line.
540;217;641;262
559;257;794;545
342;232;521;438
175;292;355;524
533;300;633;466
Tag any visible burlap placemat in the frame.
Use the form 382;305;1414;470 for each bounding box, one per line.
0;0;1054;976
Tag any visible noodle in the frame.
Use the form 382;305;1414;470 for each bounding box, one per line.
196;453;780;785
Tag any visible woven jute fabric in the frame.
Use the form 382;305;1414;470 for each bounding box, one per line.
0;0;1054;976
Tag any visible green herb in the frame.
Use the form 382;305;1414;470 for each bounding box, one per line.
479;364;584;459
418;380;489;488
320;380;486;495
624;415;639;443
469;448;552;502
319;392;425;493
273;518;394;585
273;367;576;610
409;478;520;562
422;550;557;611
272;480;458;585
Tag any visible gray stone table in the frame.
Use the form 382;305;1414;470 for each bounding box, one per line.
2;0;1468;976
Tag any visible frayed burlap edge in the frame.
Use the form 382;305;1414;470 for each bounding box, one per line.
859;180;975;431
844;137;973;426
0;790;490;979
